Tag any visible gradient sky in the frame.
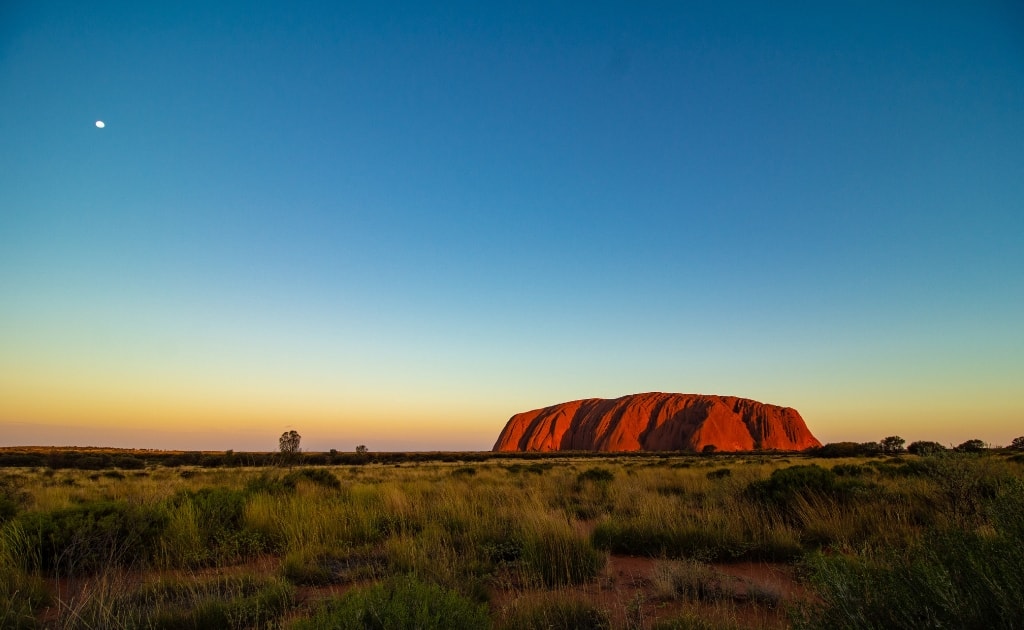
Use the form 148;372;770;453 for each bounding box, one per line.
2;1;1022;452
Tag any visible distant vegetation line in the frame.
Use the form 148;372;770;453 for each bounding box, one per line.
0;438;1018;470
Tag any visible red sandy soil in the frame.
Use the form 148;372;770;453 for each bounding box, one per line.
491;554;808;629
39;554;808;628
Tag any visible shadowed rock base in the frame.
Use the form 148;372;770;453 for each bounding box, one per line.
493;392;821;452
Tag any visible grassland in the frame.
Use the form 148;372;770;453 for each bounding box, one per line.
1;449;1022;628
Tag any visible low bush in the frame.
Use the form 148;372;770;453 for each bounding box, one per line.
15;501;167;573
650;559;726;602
830;464;869;477
113;456;146;470
811;442;882;458
747;465;871;508
590;519;776;562
285;467;342;490
797;479;1024;629
0;564;48;629
576;467;614;484
166;487;270;564
68;574;294;630
907;441;947;456
290;575;489;630
706;468;732;480
246;471;298;494
0;479;28;523
499;596;610;630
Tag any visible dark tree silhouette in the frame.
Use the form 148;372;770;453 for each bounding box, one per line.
880;435;905;455
954;439;986;453
279;430;301;467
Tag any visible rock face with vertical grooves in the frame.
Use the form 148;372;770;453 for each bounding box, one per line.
492;392;821;452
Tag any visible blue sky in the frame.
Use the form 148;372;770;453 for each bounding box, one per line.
2;1;1022;451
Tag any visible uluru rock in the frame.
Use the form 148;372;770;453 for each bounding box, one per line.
493;392;821;453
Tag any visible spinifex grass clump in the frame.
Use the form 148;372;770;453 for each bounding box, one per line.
289;575;489;630
520;515;606;587
57;573;294;630
0;529;48;630
590;463;805;561
281;546;386;586
497;595;611;630
164;487;272;566
563;467;616;519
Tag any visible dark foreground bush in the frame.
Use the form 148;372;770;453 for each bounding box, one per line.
0;566;48;629
797;479;1024;629
15;501;167;573
291;576;489;630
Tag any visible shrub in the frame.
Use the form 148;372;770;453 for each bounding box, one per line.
73;574;294;630
576;467;614;484
706;468;732;480
590;519;773;562
797;479;1024;629
812;442;885;458
0;558;48;630
879;436;905;455
281;554;332;586
246;471;299;495
74;456;107;470
113;456;146;470
0;454;45;468
168;487;269;564
506;462;552;475
16;501;167;573
831;464;868;477
499;596;610;630
285;468;341;490
907;441;947;456
747;465;868;507
650;559;726;602
0;479;28;523
291;576;489;630
955;439;987;453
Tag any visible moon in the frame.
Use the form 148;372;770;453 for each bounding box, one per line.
95;120;105;128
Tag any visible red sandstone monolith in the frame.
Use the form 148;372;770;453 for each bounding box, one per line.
492;392;821;452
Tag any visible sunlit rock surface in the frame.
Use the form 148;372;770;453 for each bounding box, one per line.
493;392;821;452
